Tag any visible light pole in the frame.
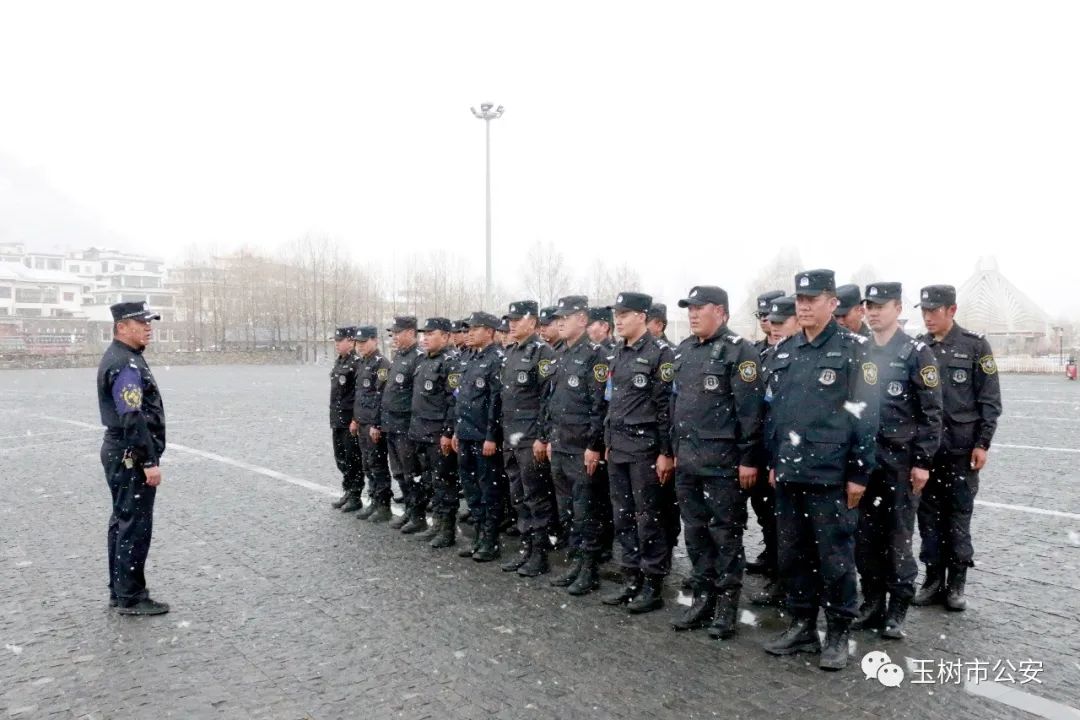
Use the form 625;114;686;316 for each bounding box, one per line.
471;102;504;308
1053;326;1064;364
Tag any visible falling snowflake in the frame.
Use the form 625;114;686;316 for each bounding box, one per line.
789;431;802;447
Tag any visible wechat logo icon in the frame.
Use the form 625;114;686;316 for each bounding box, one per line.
862;650;905;687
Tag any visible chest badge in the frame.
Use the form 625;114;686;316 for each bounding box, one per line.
424;379;434;391
568;375;580;388
819;368;837;386
517;371;529;384
953;369;968;384
395;373;405;384
475;377;486;389
704;375;719;391
887;381;903;397
632;373;648;388
362;379;371;388
338;375;347;385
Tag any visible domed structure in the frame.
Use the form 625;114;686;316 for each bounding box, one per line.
956;256;1050;355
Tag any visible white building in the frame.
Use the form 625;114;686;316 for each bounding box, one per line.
0;261;85;319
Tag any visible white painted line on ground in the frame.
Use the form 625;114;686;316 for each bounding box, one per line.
38;415;339;498
996;443;1080;454
1007;415;1080;423
965;678;1080;719
974;500;1080;521
36;416;1078;520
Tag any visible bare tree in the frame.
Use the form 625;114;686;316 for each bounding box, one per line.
519;240;570;306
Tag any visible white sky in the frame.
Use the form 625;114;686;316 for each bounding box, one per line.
1;1;1078;319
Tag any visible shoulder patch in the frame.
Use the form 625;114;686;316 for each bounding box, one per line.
738;360;758;383
448;372;462;389
659;362;674;382
593;363;609;383
979;355;997;375
862;362;879;385
538;358;553;377
377;367;389;382
920;365;939;388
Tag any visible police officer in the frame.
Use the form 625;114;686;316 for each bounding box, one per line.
913;285;1002;611
586;306;614;348
381;316;423;530
748;295;799;607
835;284;870;337
752;291;786;355
452;312;504;560
97;301;169;615
450;320;468;351
648;301;682;558
852;282;943;638
646;303;672;346
601;292;676;615
543;295;611;595
498;301;559;576
330;326;365;512
405;318;457;540
670;286;765;638
353;326;394;523
761;269;879;671
538;306;561;348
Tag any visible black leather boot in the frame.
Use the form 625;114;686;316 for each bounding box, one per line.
707;589;740;639
339;493;363;513
367;505;392;523
400;511;429;535
517;535;550;577
458;531;482;558
763;615;821;656
601;569;643;606
430;516;457;549
881;594;911;639
472;531;501;562
567;555;600;596
501;536;534;572
819;616;852;671
388;509;410;530
550;551;583;587
626;575;665;614
851;587;886;630
912;563;946;606
945;566;968;611
417;516;442;541
672;589;717;631
331;493;349;509
356;501;377;520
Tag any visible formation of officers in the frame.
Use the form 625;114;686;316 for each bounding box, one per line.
327;269;1002;672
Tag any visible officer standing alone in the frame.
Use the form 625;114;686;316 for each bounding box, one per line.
97;302;169;615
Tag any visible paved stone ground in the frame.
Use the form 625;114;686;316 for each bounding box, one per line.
1;366;1078;719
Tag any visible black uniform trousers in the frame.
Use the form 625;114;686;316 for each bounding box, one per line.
747;469;778;573
675;471;747;592
458;440;502;535
550;451;603;555
504;444;556;537
359;425;392;507
608;456;671;577
416;441;455;519
331;427;364;495
775;482;859;620
387;432;420;510
918;451;979;569
856;445;919;600
101;443;157;605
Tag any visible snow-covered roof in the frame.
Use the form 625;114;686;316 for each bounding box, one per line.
0;261;84;285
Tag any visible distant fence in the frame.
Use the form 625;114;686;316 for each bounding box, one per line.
0;349;303;370
995;357;1072;374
